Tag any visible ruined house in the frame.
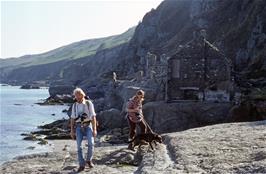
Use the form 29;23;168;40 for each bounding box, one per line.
166;36;233;102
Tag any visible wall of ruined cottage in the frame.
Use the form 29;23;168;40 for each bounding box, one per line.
167;41;232;101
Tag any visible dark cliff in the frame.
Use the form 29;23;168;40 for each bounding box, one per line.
125;0;266;80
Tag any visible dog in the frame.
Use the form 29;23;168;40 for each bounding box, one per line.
128;132;163;151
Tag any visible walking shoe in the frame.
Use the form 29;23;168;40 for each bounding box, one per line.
128;143;135;151
86;160;94;168
77;166;85;172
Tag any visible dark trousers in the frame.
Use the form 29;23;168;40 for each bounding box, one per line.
128;118;147;139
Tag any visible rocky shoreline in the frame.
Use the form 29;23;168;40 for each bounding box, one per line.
1;121;266;174
20;118;130;147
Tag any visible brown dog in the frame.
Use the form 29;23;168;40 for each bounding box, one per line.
128;132;163;151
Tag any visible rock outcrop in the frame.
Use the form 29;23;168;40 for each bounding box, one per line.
39;95;74;105
142;101;232;133
20;119;71;141
20;84;40;89
97;108;125;131
48;85;75;97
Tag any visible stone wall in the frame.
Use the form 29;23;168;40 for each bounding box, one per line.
167;38;232;101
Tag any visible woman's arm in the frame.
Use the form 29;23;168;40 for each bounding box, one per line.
127;108;139;112
127;100;139;113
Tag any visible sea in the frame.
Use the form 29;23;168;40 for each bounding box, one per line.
0;84;68;164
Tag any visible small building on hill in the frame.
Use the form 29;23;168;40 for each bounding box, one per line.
166;36;233;102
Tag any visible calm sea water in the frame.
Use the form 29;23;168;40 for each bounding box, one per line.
0;85;68;164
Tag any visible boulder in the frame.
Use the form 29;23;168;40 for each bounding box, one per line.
142;101;232;133
37;96;71;105
92;98;106;113
97;108;126;131
85;86;105;99
53;94;74;103
48;85;75;97
38;119;69;130
20;84;40;89
37;139;48;145
228;101;266;122
256;101;266;119
23;134;38;141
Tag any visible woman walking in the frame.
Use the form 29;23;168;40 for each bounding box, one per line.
126;90;147;149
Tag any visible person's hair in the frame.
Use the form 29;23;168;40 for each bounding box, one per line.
136;90;145;97
73;88;86;97
132;89;145;102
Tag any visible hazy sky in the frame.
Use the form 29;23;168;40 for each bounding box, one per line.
1;0;163;58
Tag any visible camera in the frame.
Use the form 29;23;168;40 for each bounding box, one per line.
79;113;88;122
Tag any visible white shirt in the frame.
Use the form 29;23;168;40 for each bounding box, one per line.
70;100;96;120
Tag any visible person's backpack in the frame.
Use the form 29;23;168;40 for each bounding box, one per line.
67;100;98;129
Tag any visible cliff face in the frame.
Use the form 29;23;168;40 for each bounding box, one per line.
127;0;266;79
1;0;265;90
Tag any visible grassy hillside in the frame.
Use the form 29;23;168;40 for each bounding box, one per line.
0;27;135;68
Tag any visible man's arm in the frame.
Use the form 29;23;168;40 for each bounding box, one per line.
70;104;76;140
70;118;75;132
91;116;97;137
70;118;75;140
88;101;97;137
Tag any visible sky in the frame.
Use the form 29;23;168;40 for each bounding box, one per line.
1;0;163;58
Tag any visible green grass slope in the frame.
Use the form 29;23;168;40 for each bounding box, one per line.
0;27;135;69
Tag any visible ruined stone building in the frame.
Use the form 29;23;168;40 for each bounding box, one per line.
166;37;233;102
144;52;168;80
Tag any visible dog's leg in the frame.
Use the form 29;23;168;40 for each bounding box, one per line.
138;144;142;151
149;142;154;151
128;142;135;151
